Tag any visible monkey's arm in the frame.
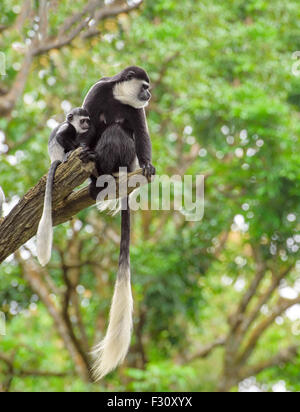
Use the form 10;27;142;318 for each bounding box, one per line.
56;134;77;153
132;109;155;177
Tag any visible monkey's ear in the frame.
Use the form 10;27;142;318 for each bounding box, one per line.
67;114;74;121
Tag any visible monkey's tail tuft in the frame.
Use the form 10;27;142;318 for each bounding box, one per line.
37;161;61;267
91;263;133;381
96;198;121;216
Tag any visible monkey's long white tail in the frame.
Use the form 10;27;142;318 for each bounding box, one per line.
92;198;133;380
37;161;61;267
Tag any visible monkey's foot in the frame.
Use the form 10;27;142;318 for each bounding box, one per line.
142;163;156;180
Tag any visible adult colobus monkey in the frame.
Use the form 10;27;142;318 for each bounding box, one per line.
82;66;155;380
37;108;94;267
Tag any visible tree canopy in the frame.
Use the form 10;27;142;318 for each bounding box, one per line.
0;0;300;392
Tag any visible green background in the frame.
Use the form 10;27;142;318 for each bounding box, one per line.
0;0;300;392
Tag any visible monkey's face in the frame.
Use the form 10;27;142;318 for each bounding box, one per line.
67;113;91;135
113;72;152;109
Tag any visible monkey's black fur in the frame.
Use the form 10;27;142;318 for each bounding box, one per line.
37;108;95;267
80;67;156;379
49;107;94;155
82;66;155;199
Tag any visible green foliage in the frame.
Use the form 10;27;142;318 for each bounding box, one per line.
0;0;300;392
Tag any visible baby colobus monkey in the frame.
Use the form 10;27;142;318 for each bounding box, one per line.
82;66;155;380
37;108;94;267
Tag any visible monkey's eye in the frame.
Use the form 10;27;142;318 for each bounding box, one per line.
127;71;135;81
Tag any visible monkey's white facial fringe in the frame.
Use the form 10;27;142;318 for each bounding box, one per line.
37;208;53;267
92;266;133;381
113;79;148;109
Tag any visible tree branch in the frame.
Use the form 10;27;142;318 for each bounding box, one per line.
238;295;300;364
0;148;148;264
185;337;226;363
239;345;299;380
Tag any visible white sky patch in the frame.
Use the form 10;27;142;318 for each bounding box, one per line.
184;126;193;135
286;305;300;321
7;155;18;166
116;41;125;51
221;125;230;135
239;377;263;393
292;320;300;336
227;136;234;145
279;286;298;300
24;238;37;257
221;275;233;286
19;248;31;260
85;225;94;234
260;305;269;315
240;129;248;141
47;77;56;86
0;143;8;154
3;195;20;216
234;278;246;292
235;256;247;267
235;148;244;158
232;214;249;233
61;100;72;113
187;136;196;145
76;285;85;295
272;381;288;393
199;148;207;157
13;62;21;71
247;148;257;157
287;213;296;223
276;316;284;325
256;139;264;148
294;278;300;293
74;220;83;231
47;119;60;130
23;93;35;105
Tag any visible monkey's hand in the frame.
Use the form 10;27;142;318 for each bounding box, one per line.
79;148;97;164
142;163;156;181
63;151;74;162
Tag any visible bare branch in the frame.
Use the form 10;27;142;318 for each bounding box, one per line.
239;264;295;335
239;345;299;380
39;0;49;42
82;0;144;39
230;256;266;331
0;51;34;116
238;295;300;364
185;337;226;363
